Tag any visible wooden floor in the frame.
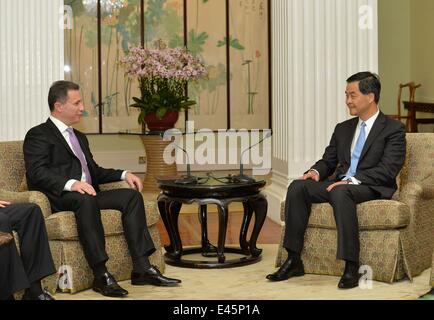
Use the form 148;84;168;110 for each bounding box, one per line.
156;211;281;247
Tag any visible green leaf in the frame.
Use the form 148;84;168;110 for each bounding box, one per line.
156;107;168;119
188;30;209;55
180;100;197;109
216;36;245;50
217;39;226;47
230;38;245;50
132;97;143;103
138;110;146;124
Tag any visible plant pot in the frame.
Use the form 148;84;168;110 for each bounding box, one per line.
144;111;179;132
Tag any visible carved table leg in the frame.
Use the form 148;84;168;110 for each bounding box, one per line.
216;203;229;263
199;204;217;257
158;197;173;252
158;196;183;260
240;201;253;254
248;195;267;257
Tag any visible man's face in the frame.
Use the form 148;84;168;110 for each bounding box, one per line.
54;90;84;126
345;81;374;118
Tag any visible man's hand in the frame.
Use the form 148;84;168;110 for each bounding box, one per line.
71;181;97;196
299;170;320;182
0;200;11;208
326;181;350;192
125;172;143;192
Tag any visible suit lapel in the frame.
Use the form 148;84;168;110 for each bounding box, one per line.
45;119;76;157
359;112;387;161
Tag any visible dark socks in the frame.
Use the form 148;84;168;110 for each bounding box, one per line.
132;256;151;273
24;281;43;297
92;262;108;278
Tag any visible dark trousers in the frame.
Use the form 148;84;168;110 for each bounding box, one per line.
50;189;156;268
283;180;379;262
0;203;56;300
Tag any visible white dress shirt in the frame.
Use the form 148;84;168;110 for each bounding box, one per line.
49;116;127;191
344;109;380;184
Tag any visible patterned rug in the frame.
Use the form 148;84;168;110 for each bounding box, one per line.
54;244;431;300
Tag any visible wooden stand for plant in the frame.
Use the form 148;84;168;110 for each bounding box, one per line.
140;135;177;192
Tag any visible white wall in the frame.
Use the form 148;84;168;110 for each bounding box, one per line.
0;0;64;141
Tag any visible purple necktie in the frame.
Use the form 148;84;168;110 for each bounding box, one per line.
66;128;92;185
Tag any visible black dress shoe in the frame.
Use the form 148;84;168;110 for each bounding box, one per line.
266;258;305;282
22;291;55;300
131;265;181;286
338;269;362;289
92;272;129;297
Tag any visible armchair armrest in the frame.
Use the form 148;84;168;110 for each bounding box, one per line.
0;189;52;218
1;189;32;203
398;182;423;203
421;174;434;199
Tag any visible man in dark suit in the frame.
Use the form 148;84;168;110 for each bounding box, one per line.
23;81;181;298
266;72;406;289
0;201;56;300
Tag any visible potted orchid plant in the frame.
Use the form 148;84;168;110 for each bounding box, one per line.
121;40;208;131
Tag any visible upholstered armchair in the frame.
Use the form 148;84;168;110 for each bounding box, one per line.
275;133;434;283
0;141;164;294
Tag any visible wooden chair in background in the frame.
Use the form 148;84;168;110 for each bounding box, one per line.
388;82;421;132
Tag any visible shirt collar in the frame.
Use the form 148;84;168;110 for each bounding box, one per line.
49;115;71;134
359;108;380;129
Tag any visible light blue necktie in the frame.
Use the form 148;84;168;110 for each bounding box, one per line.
347;122;367;178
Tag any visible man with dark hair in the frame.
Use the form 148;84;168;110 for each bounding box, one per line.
0;201;56;300
47;80;80;112
266;71;406;289
23;80;181;298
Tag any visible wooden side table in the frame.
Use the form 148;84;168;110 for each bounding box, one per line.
157;177;268;268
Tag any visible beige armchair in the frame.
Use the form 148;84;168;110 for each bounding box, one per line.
275;133;434;283
0;141;164;294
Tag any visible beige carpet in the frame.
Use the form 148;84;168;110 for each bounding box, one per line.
54;244;431;300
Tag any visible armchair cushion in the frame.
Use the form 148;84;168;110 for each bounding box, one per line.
280;199;410;231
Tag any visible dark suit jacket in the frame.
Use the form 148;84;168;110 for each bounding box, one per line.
310;111;406;199
23;119;123;203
